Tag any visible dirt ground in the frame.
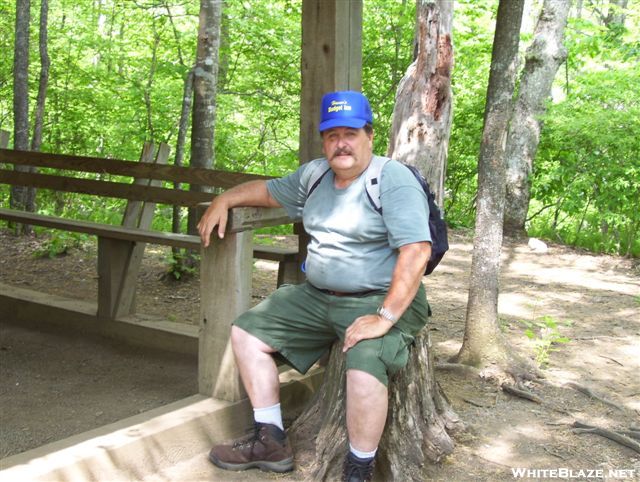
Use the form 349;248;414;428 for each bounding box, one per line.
1;227;639;480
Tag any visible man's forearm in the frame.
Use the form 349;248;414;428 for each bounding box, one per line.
198;180;281;245
380;242;431;323
216;180;281;209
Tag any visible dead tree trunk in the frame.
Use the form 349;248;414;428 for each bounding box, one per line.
503;0;571;237
289;2;461;480
291;332;460;481
387;0;453;207
455;0;526;369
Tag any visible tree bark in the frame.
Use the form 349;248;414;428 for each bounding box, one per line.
503;0;571;237
188;0;223;235
31;0;50;153
289;3;461;480
387;0;453;208
11;0;33;224
172;68;195;261
455;0;525;368
291;332;461;481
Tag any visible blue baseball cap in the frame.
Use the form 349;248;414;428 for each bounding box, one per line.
319;90;373;133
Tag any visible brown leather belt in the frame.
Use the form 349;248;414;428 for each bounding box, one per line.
309;283;379;298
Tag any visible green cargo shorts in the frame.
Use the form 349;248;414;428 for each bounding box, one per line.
233;282;430;386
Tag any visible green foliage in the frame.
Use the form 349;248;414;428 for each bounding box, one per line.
362;0;415;155
1;0;638;261
520;315;571;368
446;0;496;226
165;249;198;281
215;1;302;176
33;230;87;258
531;18;640;257
0;0;15;132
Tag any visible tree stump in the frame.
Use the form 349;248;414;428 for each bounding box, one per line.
289;329;462;481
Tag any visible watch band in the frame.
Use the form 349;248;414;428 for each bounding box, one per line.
377;305;398;324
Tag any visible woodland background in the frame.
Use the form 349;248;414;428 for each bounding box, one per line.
0;0;638;258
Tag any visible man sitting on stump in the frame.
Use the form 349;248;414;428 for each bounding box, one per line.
197;90;432;482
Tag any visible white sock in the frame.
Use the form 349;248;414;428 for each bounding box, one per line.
349;443;377;460
253;403;284;431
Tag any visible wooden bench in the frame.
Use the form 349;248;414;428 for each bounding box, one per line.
0;143;300;398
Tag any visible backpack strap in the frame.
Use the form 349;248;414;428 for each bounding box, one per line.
305;158;332;197
364;156;392;213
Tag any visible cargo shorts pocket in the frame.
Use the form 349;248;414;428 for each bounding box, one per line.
378;330;414;376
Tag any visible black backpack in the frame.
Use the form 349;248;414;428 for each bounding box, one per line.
306;156;449;275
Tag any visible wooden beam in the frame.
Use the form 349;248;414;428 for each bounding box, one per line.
227;206;291;232
298;0;363;282
0;148;271;188
0;169;213;207
0;208;202;249
0;207;292;246
199;230;253;400
300;0;363;162
99;143;172;320
0;131;9;149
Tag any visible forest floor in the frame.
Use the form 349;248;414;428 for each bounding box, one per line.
0;227;639;481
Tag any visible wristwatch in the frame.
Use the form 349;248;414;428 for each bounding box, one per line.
377;305;398;324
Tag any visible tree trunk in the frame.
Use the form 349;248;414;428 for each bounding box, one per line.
387;0;453;208
11;0;33;227
503;0;571;237
291;332;461;481
31;0;50;153
455;0;525;369
289;3;462;480
187;0;223;235
172;68;195;263
605;0;628;29
172;68;195;231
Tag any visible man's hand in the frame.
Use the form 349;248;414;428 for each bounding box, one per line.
196;180;281;248
197;199;229;247
342;314;393;352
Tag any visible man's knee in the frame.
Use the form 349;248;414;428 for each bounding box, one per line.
346;369;387;397
231;325;276;355
345;332;412;387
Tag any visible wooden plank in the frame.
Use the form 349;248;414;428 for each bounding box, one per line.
252;245;298;261
0;169;213;207
97;237;135;320
199;231;253;400
0;208;293;252
101;143;172;320
0;208;202;249
0;131;9;149
0;148;271;188
227;206;291;232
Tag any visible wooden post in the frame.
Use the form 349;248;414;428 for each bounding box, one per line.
97;143;170;320
297;0;363;281
0;130;9;149
199;226;253;400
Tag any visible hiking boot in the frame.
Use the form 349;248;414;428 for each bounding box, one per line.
342;452;375;482
208;422;294;473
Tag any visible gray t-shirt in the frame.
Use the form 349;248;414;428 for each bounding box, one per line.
266;156;431;292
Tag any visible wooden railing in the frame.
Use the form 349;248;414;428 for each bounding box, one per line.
0;144;299;399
